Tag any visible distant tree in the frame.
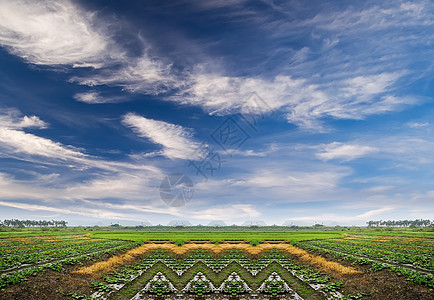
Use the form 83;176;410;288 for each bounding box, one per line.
1;219;68;228
366;219;433;228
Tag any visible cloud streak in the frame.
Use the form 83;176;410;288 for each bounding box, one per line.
173;71;411;129
0;0;177;95
0;109;162;176
122;113;201;160
71;54;178;95
316;142;377;161
0;0;108;66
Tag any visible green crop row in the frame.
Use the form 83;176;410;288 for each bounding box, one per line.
298;241;434;289
0;242;136;291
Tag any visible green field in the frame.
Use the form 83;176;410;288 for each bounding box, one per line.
0;229;87;239
90;230;345;242
1;227;432;240
349;230;434;238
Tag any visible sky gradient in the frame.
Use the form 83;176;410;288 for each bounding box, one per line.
0;0;433;226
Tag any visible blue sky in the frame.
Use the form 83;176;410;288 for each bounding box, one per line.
0;0;433;226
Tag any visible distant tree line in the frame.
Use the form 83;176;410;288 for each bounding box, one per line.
0;219;67;228
366;219;432;228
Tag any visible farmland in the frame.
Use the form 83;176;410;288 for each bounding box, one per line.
90;230;344;243
0;229;432;299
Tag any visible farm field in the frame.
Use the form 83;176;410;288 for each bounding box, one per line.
0;230;432;300
90;230;345;243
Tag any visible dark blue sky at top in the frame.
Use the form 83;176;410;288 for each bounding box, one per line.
0;0;433;226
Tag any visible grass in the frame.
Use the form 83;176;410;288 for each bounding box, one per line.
90;230;344;242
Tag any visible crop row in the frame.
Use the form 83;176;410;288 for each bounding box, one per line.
0;235;86;248
348;235;434;247
296;241;434;289
302;240;433;271
0;239;110;256
331;237;434;254
0;240;132;271
0;242;136;290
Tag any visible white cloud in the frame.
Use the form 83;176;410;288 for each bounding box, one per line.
0;110;88;161
0;200;143;220
285;206;396;225
243;170;343;191
0;110;162;175
341;72;403;100
366;185;394;193
0;168;163;208
407;121;429;128
236;143;280;157
0;127;86;160
0;171;263;222
173;74;289;115
369;135;434;165
71;54;177;95
122;113;201;160
0;109;47;129
192;166;349;201
0;0;176;96
173;71;410;130
64;173;159;201
189;204;260;221
0;0;108;65
355;206;395;219
73;92;107;104
18;115;48;129
0;126;163;172
311;2;433;32
316;142;377;161
73;91;126;104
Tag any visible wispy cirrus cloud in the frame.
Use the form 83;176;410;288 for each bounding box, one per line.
0;109;86;160
0;128;87;161
284;206;396;225
302;1;433;33
0;0;176;95
237;169;345;192
316;142;378;161
0;200;133;220
122;113;200;160
73;91;126;104
0;109;162;175
70;54;178;95
174;71;411;129
407;121;429;128
0;0;109;66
